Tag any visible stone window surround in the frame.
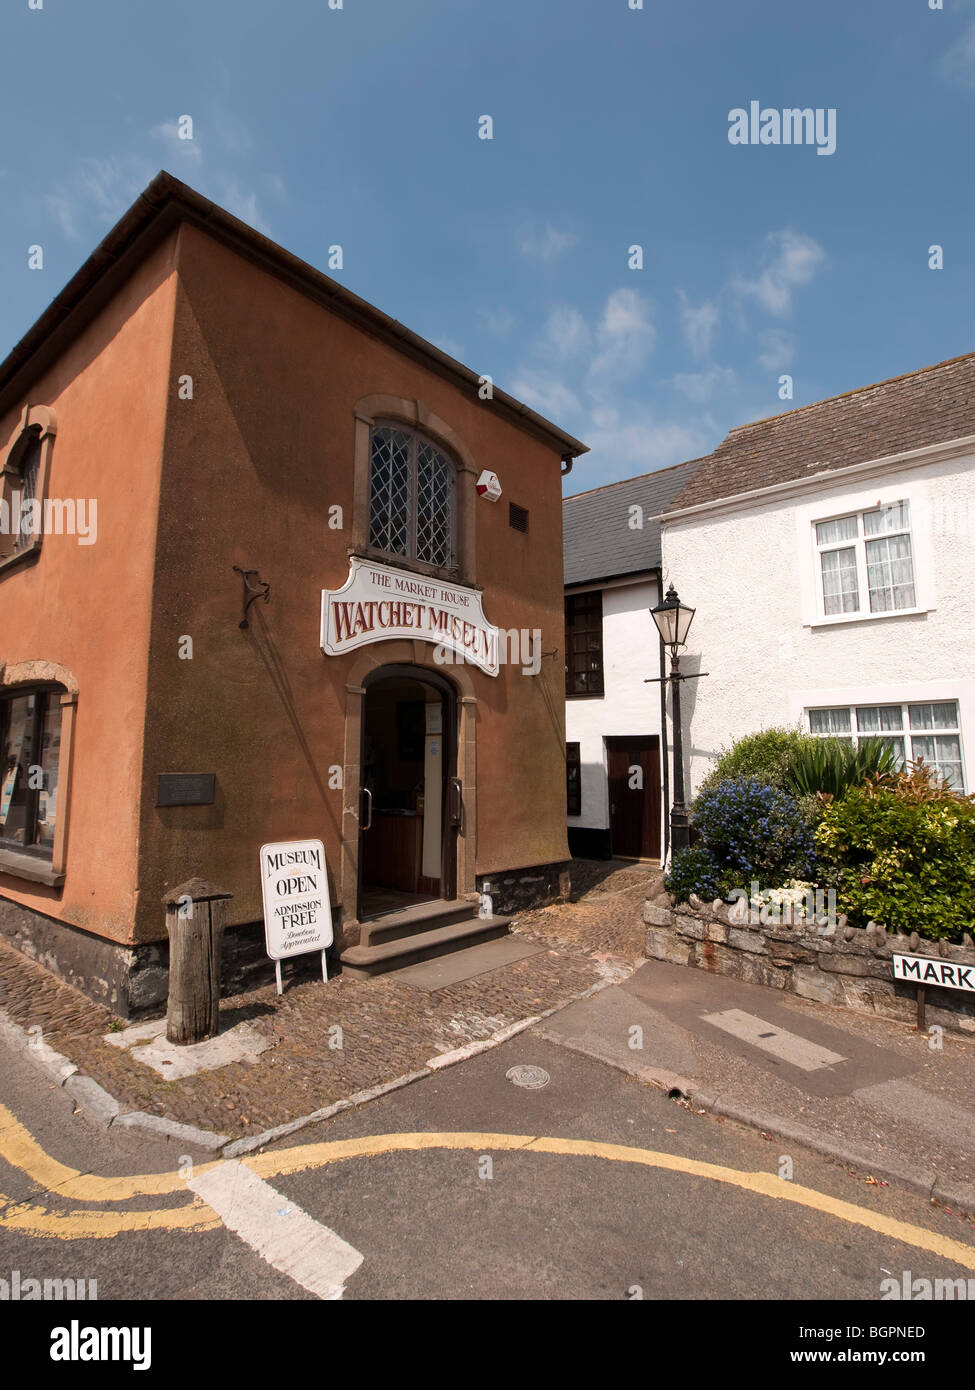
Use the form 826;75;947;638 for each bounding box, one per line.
351;394;479;588
0;660;79;887
0;405;58;577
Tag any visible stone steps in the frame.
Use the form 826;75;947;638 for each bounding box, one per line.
339;906;512;979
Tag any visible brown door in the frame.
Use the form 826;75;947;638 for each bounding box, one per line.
606;736;661;860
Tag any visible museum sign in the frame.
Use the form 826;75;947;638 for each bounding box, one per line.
321;557;500;676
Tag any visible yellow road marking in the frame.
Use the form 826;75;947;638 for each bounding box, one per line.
0;1191;221;1239
0;1102;219;1200
249;1131;975;1272
2;1106;974;1270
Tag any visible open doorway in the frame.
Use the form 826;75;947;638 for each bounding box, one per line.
359;666;457;919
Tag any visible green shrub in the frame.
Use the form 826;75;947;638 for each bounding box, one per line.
696;727;819;798
666;776;817;903
694;776;817;885
785;737;899;800
664;844;727;904
815;772;975;941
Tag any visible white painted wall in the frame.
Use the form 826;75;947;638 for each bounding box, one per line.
565;576;664;834
660;451;975;795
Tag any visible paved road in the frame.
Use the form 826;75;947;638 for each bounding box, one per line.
2;1024;973;1306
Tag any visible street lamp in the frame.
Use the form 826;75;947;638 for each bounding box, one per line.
650;585;697;854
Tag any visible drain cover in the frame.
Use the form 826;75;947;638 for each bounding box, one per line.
506;1064;550;1089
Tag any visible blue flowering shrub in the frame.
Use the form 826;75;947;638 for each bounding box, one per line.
665;776;817;904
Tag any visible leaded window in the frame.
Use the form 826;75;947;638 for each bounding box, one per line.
368;426;456;570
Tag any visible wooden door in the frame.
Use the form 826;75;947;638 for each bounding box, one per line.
606;736;661;860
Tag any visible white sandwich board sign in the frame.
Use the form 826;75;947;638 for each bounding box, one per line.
260;839;333;992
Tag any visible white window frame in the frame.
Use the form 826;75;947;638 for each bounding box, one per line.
789;681;973;794
796;479;935;628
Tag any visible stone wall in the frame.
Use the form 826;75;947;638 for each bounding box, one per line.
478;861;572;917
644;894;975;1036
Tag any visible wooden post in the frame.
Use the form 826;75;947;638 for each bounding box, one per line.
163;877;233;1045
917;985;926;1034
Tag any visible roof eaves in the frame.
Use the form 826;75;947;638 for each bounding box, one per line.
0;171;589;460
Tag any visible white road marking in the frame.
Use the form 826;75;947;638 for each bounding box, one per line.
700;1009;847;1072
189;1159;363;1299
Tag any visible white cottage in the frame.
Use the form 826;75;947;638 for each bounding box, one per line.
563;459;701;861
659;353;975;798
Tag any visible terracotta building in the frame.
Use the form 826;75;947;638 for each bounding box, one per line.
0;172;587;1015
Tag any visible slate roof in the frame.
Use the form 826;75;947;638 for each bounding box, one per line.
664;352;975;514
563;457;704;585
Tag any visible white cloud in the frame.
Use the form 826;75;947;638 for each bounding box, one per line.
537;304;590;360
590;288;656;380
214;176;271;235
942;19;975;86
151;119;204;163
732;229;826;317
670;366;737;403
516;222;578;262
756;329;796;372
45;155;155;240
579;405;711;484
678;291;719;357
430;332;465;360
510;373;581;419
478;307;515;336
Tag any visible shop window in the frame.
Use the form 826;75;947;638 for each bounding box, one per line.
0;687;63;859
368;425;457;572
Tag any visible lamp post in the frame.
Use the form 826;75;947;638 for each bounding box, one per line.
650;585;696;855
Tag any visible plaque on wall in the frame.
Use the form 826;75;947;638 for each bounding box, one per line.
156;773;216;807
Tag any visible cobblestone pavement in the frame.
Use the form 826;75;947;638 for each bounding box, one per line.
0;860;662;1141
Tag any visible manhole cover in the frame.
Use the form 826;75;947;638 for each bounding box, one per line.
506;1064;550;1089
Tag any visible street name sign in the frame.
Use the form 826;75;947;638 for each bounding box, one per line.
260;838;333;992
892;953;975;994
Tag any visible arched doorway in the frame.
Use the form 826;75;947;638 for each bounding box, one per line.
359;664;458;919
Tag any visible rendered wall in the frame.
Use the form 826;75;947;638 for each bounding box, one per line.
0;238;178;947
660;455;975;796
135;221;570;942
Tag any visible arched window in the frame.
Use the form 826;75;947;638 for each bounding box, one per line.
1;405;56;572
12;432;41;552
368;425;457;571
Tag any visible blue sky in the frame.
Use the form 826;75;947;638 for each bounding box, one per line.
2;0;974;494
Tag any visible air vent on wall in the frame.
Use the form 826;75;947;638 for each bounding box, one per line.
508;502;529;533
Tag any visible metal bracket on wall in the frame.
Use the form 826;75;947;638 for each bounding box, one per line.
233;566;271;629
